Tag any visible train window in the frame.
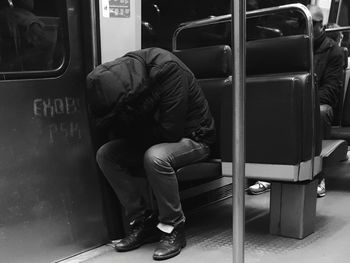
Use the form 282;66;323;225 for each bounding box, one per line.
0;0;67;75
141;0;231;50
141;0;314;50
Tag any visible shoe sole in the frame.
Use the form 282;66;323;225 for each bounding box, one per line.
247;188;270;195
152;241;187;261
115;234;161;252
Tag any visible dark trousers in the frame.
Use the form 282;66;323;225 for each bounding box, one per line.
96;138;210;226
320;104;334;139
318;104;334;183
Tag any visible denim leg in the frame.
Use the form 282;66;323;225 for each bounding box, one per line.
96;139;147;221
320;104;334;139
143;138;210;226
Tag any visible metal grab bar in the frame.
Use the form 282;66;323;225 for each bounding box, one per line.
326;26;350;33
231;1;245;262
172;3;313;51
89;0;99;68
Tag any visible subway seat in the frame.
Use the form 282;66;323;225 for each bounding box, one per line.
173;38;347;239
321;140;348;167
221;35;324;181
240;35;347;239
173;45;232;182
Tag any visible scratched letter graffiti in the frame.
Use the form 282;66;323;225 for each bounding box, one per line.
33;97;82;144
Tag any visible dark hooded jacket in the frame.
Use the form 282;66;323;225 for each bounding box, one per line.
86;47;215;146
313;32;344;109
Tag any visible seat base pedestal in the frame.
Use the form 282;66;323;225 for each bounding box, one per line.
269;179;317;239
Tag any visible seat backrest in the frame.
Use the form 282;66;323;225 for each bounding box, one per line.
233;35;321;166
246;35;311;75
173;45;232;159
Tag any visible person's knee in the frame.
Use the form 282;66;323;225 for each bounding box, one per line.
320;104;334;122
96;143;110;167
319;104;334;139
96;141;122;166
144;145;172;172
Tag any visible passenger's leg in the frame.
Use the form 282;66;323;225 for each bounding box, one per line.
318;104;334;197
96;139;160;251
320;104;334;139
96;139;147;220
143;138;210;260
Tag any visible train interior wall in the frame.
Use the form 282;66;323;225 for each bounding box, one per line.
0;0;349;263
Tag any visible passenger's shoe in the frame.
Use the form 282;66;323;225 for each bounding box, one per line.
115;213;160;252
247;181;271;195
153;223;186;261
317;179;326;198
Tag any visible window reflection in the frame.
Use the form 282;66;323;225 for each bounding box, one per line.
0;0;63;72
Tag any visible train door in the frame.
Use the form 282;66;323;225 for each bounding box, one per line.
0;1;118;262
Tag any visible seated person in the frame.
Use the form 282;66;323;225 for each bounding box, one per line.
86;47;215;260
326;23;344;47
310;5;344;197
247;5;344;197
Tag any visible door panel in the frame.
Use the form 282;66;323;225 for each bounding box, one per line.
0;1;110;262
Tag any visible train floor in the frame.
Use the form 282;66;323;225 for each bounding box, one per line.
62;154;350;263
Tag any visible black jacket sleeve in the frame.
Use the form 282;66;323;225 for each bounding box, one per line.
152;62;188;142
318;46;344;108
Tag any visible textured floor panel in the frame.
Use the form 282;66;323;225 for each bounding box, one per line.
67;157;350;263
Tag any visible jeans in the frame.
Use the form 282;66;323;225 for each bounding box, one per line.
318;104;334;183
96;137;210;226
320;104;334;139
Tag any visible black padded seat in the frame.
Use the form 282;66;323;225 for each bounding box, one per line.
230;35;321;167
321;140;348;168
176;161;221;182
226;35;322;182
330;127;350;144
172;45;232;182
245;73;316;165
246;35;310;75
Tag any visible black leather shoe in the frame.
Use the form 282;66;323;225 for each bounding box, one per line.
115;213;160;252
153;223;186;260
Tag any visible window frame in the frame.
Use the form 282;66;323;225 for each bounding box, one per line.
0;0;70;80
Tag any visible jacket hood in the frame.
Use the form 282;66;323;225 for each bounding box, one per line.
315;34;337;54
86;56;148;119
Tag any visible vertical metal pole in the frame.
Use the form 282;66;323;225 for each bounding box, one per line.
231;1;245;263
90;0;99;68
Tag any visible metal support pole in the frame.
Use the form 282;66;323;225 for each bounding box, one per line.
231;1;246;263
90;0;99;68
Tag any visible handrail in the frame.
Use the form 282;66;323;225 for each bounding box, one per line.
172;4;313;51
89;0;99;68
326;26;350;33
231;1;245;262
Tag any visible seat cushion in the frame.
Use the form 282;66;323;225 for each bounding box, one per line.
321;139;348;168
330;127;350;145
176;161;222;182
